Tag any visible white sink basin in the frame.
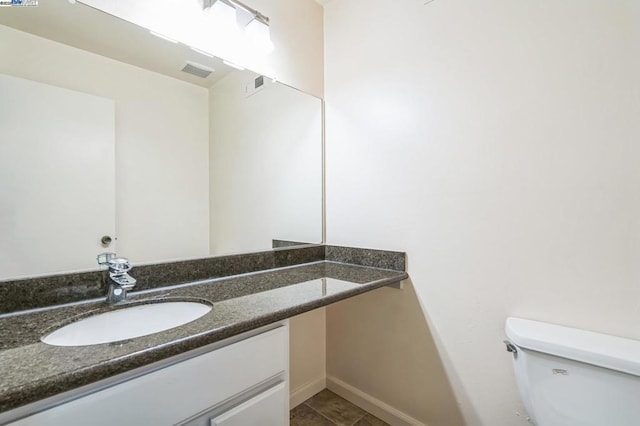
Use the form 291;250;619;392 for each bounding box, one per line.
42;301;212;347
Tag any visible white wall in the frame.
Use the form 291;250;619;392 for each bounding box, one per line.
209;71;322;255
0;25;210;265
324;0;640;425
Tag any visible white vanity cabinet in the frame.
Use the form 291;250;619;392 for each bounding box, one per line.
10;322;289;426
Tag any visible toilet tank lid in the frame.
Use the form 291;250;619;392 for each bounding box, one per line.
506;317;640;377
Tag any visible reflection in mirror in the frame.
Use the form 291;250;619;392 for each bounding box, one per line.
0;74;116;278
0;0;322;280
210;72;322;254
76;0;275;72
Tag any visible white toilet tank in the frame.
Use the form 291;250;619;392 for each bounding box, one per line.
505;317;640;426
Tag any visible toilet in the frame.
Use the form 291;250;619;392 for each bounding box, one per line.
504;317;640;426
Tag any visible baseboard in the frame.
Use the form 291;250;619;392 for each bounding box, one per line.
326;376;428;426
290;376;326;409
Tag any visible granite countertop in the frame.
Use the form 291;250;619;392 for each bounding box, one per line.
0;259;407;415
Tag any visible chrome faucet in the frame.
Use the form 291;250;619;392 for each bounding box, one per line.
97;253;137;304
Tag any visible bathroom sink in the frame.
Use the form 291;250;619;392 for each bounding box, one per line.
41;301;212;347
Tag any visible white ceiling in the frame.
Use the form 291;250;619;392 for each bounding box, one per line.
0;0;235;88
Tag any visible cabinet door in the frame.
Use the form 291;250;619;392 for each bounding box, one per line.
210;382;287;426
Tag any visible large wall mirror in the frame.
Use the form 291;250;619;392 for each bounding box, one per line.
0;0;323;280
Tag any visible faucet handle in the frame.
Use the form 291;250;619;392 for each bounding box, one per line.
110;273;136;289
104;256;136;303
108;257;132;273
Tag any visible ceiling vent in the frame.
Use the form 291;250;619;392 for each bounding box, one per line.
181;61;214;79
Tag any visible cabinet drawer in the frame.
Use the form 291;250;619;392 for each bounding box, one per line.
11;323;288;425
210;381;287;426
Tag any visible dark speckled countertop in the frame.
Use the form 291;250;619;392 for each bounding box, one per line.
0;259;407;415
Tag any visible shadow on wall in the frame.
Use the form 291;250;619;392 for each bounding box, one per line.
326;279;466;426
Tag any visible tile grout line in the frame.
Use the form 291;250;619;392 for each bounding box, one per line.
349;412;367;426
303;401;340;425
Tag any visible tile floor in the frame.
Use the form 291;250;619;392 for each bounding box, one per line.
290;389;389;426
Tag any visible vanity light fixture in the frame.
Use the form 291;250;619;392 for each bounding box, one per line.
205;0;238;35
201;0;269;26
201;0;273;58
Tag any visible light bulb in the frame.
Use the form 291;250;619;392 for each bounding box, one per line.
207;1;237;33
202;0;242;56
245;19;274;56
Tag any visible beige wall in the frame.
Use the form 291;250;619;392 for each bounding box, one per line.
0;25;210;265
290;308;327;407
324;0;640;425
